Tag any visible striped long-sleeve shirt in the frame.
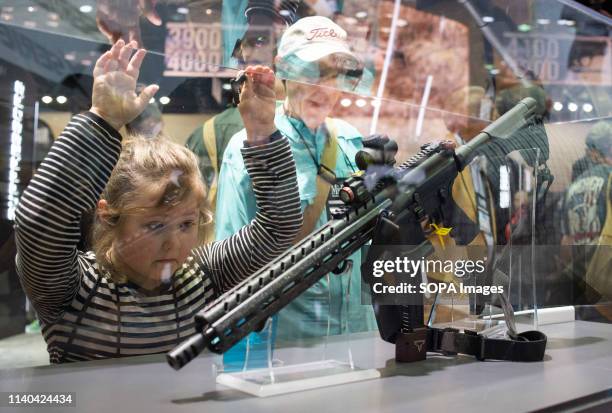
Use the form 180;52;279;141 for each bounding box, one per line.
14;112;302;363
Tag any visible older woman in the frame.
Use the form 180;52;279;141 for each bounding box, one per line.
215;16;376;369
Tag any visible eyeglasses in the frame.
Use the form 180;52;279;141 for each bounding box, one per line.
241;33;272;49
277;55;364;92
313;69;363;92
231;30;276;63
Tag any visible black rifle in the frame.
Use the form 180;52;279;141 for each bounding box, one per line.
167;97;547;370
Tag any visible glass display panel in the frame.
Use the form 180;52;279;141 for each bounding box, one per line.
0;4;608;408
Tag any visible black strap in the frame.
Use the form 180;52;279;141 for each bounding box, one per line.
427;327;547;362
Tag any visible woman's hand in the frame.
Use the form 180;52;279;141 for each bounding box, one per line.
96;0;161;47
238;65;277;144
90;39;159;131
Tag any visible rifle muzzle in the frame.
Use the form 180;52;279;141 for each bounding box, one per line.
166;333;207;370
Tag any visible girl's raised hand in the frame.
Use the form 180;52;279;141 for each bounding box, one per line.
238;65;277;145
90;39;159;131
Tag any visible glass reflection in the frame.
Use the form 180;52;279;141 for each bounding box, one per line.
0;0;609;371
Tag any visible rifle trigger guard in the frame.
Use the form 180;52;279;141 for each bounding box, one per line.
332;259;353;275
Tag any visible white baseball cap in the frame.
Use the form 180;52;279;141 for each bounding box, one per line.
277;16;359;65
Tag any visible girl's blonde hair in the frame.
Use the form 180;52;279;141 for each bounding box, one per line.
92;135;212;282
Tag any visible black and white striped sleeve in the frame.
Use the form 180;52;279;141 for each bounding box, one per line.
194;137;302;293
14;112;122;324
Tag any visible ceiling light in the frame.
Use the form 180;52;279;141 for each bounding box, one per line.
355;99;367;108
222;83;232;90
482;16;495;23
518;24;531;32
355;11;368;19
149;97;156;104
568;102;578;112
340;98;352;107
79;5;93;13
56;96;67;104
41;96;53;104
159;96;170;105
177;7;189;15
537;18;550;25
582;103;593;113
27;6;36;12
553;102;563;111
206;9;212;15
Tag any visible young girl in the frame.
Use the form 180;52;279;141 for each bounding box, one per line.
14;40;302;363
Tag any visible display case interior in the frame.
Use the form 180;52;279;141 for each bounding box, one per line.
0;0;609;383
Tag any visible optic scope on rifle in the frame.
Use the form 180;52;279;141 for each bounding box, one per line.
167;97;544;370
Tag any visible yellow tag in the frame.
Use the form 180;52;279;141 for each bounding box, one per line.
430;223;452;248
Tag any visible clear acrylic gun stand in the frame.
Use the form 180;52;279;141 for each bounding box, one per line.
495;148;542;332
428;150;541;339
215;272;380;397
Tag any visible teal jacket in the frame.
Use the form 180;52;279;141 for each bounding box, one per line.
216;103;376;342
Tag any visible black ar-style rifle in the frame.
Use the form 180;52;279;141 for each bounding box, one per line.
167;97;547;370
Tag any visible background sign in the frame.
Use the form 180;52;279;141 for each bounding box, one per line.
504;33;611;85
164;23;235;78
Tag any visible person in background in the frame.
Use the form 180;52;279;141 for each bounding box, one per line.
215;16;376;370
185;5;290;242
561;120;612;306
571;123;612;182
571;153;597;182
187;0;336;242
95;0;324;54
